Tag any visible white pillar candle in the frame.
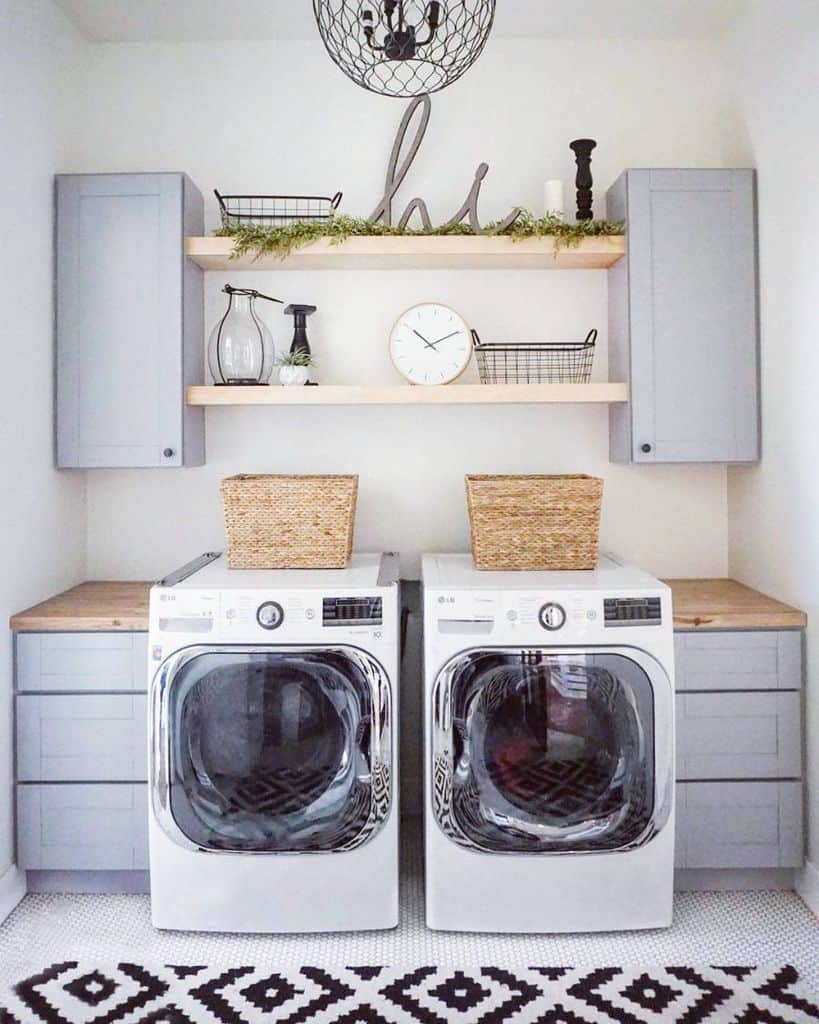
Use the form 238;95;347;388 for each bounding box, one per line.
544;179;564;219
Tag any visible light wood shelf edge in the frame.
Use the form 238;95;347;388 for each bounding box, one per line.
184;234;626;271
186;383;629;406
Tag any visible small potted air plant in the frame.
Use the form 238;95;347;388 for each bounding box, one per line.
278;349;314;386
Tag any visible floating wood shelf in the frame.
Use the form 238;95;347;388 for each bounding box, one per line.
186;383;629;407
185;235;626;271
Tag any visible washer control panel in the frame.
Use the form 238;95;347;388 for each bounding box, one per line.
604;596;662;626
538;602;567;631
256;600;285;630
323;596;383;628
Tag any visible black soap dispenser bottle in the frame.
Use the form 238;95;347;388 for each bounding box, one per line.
284;304;317;384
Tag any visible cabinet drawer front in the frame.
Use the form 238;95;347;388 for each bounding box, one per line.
675;781;803;869
676;691;801;780
17;784;148;870
16;694;148;782
16;633;148;692
674;630;801;692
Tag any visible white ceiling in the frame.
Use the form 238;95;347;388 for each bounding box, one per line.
54;0;746;44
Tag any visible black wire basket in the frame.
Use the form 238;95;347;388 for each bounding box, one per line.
471;329;597;385
215;189;343;230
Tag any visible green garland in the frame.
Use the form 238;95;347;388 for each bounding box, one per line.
215;211;625;261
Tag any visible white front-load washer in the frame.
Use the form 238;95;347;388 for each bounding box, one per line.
148;552;399;933
422;554;675;933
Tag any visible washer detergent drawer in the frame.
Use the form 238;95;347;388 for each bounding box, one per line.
17;783;148;870
16;694;148;782
674;630;801;692
16;632;149;692
675;691;800;780
675;781;803;869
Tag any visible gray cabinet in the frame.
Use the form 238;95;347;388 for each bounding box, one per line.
607;169;759;464
16;693;148;782
16;632;148;692
674;627;804;876
18;784;148;871
14;631;150;890
676;781;803;870
56;173;204;468
676;691;801;781
674;630;801;692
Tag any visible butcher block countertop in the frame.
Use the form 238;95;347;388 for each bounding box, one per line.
9;576;807;633
10;581;152;632
664;578;807;630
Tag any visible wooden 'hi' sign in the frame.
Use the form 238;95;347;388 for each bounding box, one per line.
368;95;521;234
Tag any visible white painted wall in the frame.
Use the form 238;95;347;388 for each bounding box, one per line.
722;0;819;892
0;0;87;880
67;36;732;581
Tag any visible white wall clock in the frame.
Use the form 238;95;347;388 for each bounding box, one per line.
389;303;472;386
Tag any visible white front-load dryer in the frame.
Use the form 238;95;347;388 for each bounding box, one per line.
422;554;675;933
148;553;399;933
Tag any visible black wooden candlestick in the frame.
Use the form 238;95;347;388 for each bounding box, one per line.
570;138;597;220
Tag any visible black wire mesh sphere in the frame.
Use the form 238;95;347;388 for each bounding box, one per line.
313;1;496;98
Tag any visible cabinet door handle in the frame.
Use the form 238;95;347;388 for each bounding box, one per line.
163;448;175;458
641;443;653;454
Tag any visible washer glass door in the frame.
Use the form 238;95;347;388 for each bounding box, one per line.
154;647;390;852
432;649;670;853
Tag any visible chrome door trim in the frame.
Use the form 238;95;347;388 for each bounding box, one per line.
150;643;392;854
431;644;674;855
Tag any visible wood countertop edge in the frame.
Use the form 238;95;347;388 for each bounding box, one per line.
9;580;152;632
10;615;150;632
8;576;807;633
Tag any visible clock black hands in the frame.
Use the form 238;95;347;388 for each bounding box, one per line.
432;330;461;346
413;328;438;352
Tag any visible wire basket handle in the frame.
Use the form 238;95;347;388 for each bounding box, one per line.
471;329;483;351
330;191;343;210
582;329;598;347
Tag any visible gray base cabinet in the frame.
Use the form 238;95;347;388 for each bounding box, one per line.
676;781;803;870
674;627;803;875
607;169;760;464
18;784;148;872
56;173;204;468
14;632;149;892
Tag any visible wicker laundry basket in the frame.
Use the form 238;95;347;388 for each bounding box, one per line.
220;474;358;569
465;474;603;571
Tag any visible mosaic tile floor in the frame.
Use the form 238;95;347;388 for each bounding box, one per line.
1;830;817;993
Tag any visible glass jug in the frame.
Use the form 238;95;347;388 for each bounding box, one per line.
208;286;282;385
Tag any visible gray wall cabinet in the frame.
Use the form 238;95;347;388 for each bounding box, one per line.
56;173;204;468
15;631;149;892
607;169;759;464
674;627;804;877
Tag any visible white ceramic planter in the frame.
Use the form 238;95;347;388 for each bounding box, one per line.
279;365;309;387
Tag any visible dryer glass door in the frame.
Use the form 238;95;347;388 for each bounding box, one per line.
433;649;670;854
155;647;390;853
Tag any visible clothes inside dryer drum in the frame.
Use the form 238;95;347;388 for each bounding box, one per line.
166;651;377;852
441;652;656;853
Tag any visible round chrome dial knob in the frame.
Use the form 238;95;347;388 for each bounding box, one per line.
539;602;567;631
256;601;284;630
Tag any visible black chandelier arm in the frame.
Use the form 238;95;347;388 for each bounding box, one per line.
415;3;441;48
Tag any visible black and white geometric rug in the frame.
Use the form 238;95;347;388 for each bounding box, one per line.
1;963;817;1023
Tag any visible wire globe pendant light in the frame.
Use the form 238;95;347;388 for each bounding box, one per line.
312;1;496;98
